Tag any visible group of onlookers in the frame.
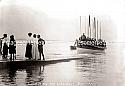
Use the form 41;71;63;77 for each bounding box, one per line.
0;34;16;60
0;33;45;61
25;33;45;60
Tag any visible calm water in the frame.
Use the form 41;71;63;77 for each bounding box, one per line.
0;41;125;86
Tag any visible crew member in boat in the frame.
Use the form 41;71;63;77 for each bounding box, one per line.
102;40;106;47
104;40;106;47
86;37;91;41
74;39;79;46
91;38;95;46
97;39;103;46
37;35;45;60
80;33;86;41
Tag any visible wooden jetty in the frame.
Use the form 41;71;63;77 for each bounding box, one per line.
0;57;83;69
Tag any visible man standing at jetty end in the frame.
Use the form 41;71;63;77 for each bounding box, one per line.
37;35;45;60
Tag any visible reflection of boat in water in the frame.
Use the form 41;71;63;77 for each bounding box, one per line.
76;15;106;54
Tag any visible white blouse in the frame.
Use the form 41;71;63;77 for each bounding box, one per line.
27;37;33;44
2;38;8;44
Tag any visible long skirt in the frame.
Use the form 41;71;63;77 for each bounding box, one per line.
25;43;32;59
32;43;39;60
9;45;16;54
3;43;8;55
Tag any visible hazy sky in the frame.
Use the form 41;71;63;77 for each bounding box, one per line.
0;0;125;42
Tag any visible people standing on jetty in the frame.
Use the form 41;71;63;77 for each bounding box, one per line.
37;35;45;60
32;34;39;60
25;33;33;59
9;35;16;60
2;34;8;59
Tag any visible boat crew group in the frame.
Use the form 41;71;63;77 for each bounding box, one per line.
0;33;45;61
75;33;106;49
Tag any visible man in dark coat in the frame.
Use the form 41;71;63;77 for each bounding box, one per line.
37;35;45;60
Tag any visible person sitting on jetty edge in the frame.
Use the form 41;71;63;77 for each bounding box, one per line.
9;35;16;60
2;34;8;59
25;33;33;60
37;35;45;60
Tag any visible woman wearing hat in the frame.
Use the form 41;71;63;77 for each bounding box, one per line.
25;33;33;59
32;34;39;60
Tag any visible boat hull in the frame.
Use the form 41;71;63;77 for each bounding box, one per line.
77;47;105;54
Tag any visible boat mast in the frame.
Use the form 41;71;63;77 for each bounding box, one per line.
90;16;92;38
88;15;91;38
97;20;98;40
85;16;86;36
80;16;82;35
100;22;101;39
94;17;96;39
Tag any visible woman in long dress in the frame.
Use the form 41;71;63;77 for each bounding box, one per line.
2;34;8;59
32;34;39;60
25;33;33;59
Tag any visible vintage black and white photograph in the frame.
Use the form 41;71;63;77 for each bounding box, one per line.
0;0;125;86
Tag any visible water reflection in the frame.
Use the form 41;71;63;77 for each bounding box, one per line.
0;67;17;85
0;65;45;86
75;55;106;86
25;65;45;86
